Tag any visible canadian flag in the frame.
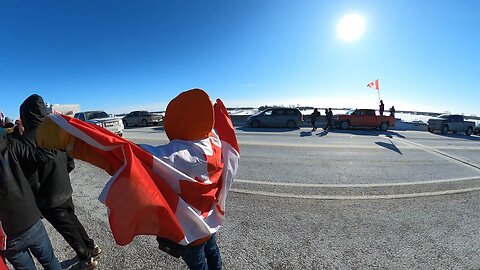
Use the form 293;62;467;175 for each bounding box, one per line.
0;221;7;270
367;79;380;90
0;221;5;251
39;100;239;246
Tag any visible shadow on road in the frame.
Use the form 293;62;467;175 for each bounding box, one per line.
328;129;406;138
61;257;79;269
236;126;299;132
375;140;403;155
124;124;163;130
300;131;313;137
152;126;165;131
429;133;480;142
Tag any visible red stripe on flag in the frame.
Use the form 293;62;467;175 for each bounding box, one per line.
214;99;240;154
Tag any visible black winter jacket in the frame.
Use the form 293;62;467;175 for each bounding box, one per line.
19;94;74;210
0;138;55;236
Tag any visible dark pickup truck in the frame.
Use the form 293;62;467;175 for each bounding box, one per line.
334;109;395;131
122;111;162;127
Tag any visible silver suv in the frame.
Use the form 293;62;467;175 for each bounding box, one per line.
247;108;303;128
74;111;124;137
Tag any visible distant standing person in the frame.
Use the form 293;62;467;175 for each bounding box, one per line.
324;108;333;131
389;106;395;117
379;100;385;116
310;108;321;131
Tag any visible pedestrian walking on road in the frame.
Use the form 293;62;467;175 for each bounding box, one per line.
19;94;101;270
379;100;385;116
0;127;61;270
310;108;321;131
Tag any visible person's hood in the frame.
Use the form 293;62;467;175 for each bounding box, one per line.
20;94;48;132
0;128;7;154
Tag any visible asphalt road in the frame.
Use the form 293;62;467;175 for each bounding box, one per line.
31;126;480;269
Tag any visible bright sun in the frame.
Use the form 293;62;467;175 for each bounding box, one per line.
337;14;366;42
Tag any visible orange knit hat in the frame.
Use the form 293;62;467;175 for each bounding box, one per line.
164;88;214;141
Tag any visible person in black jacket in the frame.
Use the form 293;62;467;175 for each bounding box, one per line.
0;127;62;270
324;108;334;131
19;94;100;270
310;108;321;131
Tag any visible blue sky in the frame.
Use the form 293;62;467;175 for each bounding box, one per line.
1;0;479;118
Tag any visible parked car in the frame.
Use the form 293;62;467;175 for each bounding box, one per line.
475;123;480;135
74;111;124;137
247;108;303;128
334;109;395;131
122;110;162;127
427;114;475;136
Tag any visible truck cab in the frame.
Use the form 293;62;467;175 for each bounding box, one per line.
335;109;395;131
427;114;475;136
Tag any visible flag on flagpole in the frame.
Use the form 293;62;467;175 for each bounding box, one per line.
367;79;380;90
36;99;240;246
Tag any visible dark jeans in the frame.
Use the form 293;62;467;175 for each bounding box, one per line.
2;219;61;270
41;197;94;261
182;233;222;270
324;119;332;130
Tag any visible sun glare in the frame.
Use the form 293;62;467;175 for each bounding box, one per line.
337;14;366;42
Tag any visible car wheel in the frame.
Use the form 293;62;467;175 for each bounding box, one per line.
441;125;449;134
251;120;260;128
122;120;128;127
465;127;473;136
427;128;434;133
380;122;388;131
153;122;159;126
142;119;148;127
341;121;349;130
286;120;297;128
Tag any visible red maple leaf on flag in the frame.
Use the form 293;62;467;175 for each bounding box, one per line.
367;79;379;90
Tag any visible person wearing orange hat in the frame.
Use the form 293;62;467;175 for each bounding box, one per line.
153;88;225;269
35;88;240;270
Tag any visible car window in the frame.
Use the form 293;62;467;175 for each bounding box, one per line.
274;110;285;115
453;115;463;122
263;110;273;116
77;114;85;121
287;109;299;115
86;111;109;120
140;111;149;116
366;110;375;116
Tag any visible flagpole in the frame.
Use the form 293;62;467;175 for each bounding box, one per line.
377;79;381;103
